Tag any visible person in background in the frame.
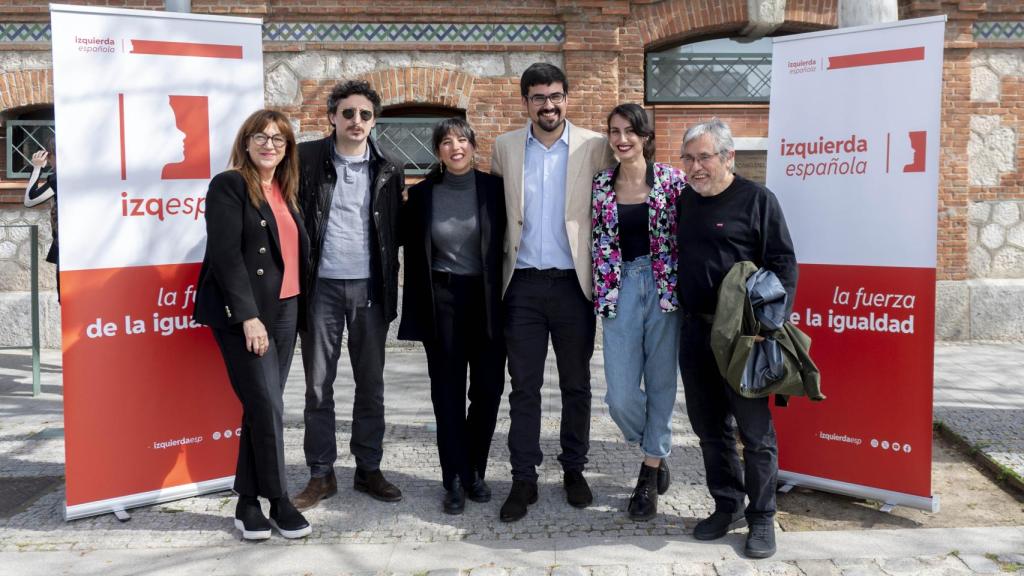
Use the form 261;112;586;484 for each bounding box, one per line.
676;117;798;559
24;139;60;299
592;103;684;521
193;109;312;541
397;118;506;515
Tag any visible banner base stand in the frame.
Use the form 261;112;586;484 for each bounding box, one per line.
65;476;234;521
778;470;939;513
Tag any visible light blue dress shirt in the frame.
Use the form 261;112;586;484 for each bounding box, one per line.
516;122;574;271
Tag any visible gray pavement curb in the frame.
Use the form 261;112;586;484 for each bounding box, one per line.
933;420;1024;497
0;526;1021;576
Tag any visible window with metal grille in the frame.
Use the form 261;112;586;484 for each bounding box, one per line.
6;119;56;179
373;118;443;176
646;37;772;103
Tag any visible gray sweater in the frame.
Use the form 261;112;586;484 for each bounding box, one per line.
431;170;482;275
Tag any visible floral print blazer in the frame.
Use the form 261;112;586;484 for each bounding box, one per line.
592;161;685;318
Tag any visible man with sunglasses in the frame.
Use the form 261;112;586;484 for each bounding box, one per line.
676;118;797;559
490;63;615;522
293;79;405;510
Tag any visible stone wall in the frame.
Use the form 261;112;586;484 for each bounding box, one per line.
1;0;1023;342
0;206;60;348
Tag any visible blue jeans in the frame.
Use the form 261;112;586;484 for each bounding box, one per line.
601;256;681;459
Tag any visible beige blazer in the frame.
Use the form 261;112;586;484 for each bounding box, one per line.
491;120;615;299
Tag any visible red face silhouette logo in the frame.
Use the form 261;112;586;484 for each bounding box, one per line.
161;95;210;180
902;131;926;173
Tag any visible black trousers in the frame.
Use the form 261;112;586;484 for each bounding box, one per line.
504;269;595;482
678;313;778;520
212;297;298;499
424;273;506;490
301;278;388;476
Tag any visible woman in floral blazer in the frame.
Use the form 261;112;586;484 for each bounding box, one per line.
592;103;685;522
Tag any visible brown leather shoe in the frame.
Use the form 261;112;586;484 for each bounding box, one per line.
353;468;403;502
292;472;338;511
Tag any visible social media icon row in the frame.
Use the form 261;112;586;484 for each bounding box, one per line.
870;438;911;453
212;428;242;441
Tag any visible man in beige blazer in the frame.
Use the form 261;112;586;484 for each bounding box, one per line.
490;63;615;522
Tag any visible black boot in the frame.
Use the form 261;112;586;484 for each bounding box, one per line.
466;471;492;503
499;479;538;522
443;477;466;515
627;464;659;521
269;497;312;539
234;496;271;541
657;459;670;495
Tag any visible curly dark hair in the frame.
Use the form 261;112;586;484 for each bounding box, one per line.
327;79;383;121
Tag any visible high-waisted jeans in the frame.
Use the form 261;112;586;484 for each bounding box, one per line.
601;256;681;459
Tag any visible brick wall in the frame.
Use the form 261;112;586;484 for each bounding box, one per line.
6;0;1017;287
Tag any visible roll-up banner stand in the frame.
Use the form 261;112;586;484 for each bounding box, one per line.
766;16;945;512
50;4;264;520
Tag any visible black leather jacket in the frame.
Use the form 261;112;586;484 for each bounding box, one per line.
298;133;404;322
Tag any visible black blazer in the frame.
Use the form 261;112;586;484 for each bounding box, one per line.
193;170;310;331
397;169;506;342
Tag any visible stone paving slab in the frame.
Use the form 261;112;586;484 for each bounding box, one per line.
1;529;1022;576
933;342;1024;484
0;344;1022;573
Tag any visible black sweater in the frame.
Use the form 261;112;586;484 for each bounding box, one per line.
676;174;798;317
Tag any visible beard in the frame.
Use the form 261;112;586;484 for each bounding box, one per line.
535;108;564;133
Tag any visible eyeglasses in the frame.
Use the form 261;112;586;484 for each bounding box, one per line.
341;108;374;121
527;92;566;106
251;133;287;149
680;152;720;166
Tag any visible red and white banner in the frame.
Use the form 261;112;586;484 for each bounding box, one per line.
50;4;264;520
766;16;945;511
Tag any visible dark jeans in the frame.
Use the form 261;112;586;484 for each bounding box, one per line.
504;268;595;482
678;313;778;520
301;278;388;477
424;272;506;490
212;296;298;499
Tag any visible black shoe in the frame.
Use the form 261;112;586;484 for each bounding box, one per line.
744;517;777;559
627;464;658;521
354;468;403;502
268;498;312;539
693;510;747;541
233;496;271;541
657;459;670;495
467;473;492;503
499;479;538;522
443;477;466;515
563;470;593;508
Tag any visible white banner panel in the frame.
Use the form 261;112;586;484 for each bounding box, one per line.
767;16;945;511
50;3;263;519
768;17;944;268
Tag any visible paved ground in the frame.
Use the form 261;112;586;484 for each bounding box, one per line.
0;342;1021;575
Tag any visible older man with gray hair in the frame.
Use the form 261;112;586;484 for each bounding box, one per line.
675;118;798;559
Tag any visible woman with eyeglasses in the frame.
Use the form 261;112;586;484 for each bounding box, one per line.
193;109;312;541
397;117;507;515
591;103;685;521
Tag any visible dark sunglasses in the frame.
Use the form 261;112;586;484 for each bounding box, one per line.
340;108;374;121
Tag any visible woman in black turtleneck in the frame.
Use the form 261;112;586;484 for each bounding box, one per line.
398;118;507;515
